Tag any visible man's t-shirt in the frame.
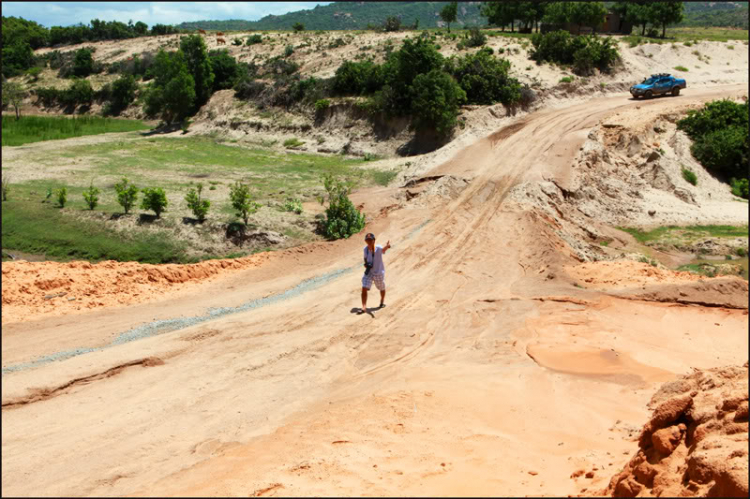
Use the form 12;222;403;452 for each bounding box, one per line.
364;245;385;275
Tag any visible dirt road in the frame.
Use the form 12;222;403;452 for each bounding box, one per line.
2;87;748;497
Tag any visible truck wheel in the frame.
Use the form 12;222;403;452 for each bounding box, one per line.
645;90;653;99
672;87;680;96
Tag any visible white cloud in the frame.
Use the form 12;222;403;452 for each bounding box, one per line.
1;2;332;28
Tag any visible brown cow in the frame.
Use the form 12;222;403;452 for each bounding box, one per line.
216;32;224;36
216;37;226;45
198;29;206;35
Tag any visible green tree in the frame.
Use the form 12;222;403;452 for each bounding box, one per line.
450;48;520;105
82;181;100;210
383;16;401;32
2;41;35;77
108;74;137;114
180;34;214;108
2;80;26;120
144;50;196;124
648;1;684;38
229;181;260;225
569;2;608;33
185;183;210;221
293;22;305;32
319;174;365;240
72;47;95;77
140;187;168;217
208;49;239;91
114;177;139;214
411;69;466;137
134;21;148;34
482;2;520;32
440;2;458;32
627;2;654;36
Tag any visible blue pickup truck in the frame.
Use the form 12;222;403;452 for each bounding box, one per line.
630;73;687;99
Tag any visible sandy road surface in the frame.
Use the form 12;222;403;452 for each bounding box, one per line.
2;87;748;497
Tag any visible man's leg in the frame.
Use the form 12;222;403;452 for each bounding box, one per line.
379;289;386;307
361;287;368;312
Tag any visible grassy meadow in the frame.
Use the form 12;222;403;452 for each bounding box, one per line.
2;115;152;147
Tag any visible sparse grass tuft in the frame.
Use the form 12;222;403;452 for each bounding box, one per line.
681;166;698;186
674;65;689;72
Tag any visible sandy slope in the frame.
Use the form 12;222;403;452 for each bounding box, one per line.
1;86;748;497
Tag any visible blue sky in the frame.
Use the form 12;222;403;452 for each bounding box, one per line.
1;2;333;27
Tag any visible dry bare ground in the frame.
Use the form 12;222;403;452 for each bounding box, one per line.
1;30;748;498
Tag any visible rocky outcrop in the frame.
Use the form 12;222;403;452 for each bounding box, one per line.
601;363;749;497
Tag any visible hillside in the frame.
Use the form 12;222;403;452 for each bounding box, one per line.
178;1;749;32
179;2;486;31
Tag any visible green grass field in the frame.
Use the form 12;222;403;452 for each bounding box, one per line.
618;225;749;244
2;197;192;263
1;115;151;147
2;135;398;263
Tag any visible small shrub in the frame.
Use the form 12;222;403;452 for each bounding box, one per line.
232;38;242;46
181;119;191;133
185;183;210;221
293;22;305;32
681;167;698;186
674;65;688;72
410;68;467;137
114;177;139;214
332;60;382;95
247;34;263;45
329;37;348;49
27;66;42;81
383;16;401;32
319;174;365;240
560;76;574;83
464;27;487;48
72;47;95;77
283;137;305;148
727;45;735;50
736;247;747;257
731;178;749;199
283;198;303;214
229;181;260;225
315;98;331;112
55;187;68;208
683;41;693;47
284;45;295;58
82;181;100;210
647;28;659;38
140;187;168;218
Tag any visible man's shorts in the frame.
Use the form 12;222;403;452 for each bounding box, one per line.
362;272;386;291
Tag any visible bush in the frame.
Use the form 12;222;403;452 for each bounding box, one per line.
329;37;348;49
560;76;575;83
315;98;331;112
736;246;747;257
333;60;383;95
293;22;305;32
140;187;168;217
674;65;689;72
731;178;749;199
27;66;42;81
449;48;520;106
107;74;137;114
114;177;139;213
62;78;94;106
71;47;96;77
82;181;100;210
410;69;466;137
232;38;242;46
55;187;68;208
677;99;748;138
234;78;267;100
464;27;487;48
681;167;698;186
284;45;295;58
691;127;748;181
185;183;210;221
209;49;239;91
283;198;303;214
143;50;196;124
319;174;365;240
229;181;260;225
246;34;263;45
531;31;619;75
2;41;35;78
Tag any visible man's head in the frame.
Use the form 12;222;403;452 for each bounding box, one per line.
365;232;375;248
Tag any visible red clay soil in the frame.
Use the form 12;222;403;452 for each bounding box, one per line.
598;362;749;498
1;254;271;324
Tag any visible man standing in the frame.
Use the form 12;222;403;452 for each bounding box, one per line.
360;232;390;314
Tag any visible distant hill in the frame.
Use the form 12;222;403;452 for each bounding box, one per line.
178;2;486;31
681;1;749;29
178;1;749;32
